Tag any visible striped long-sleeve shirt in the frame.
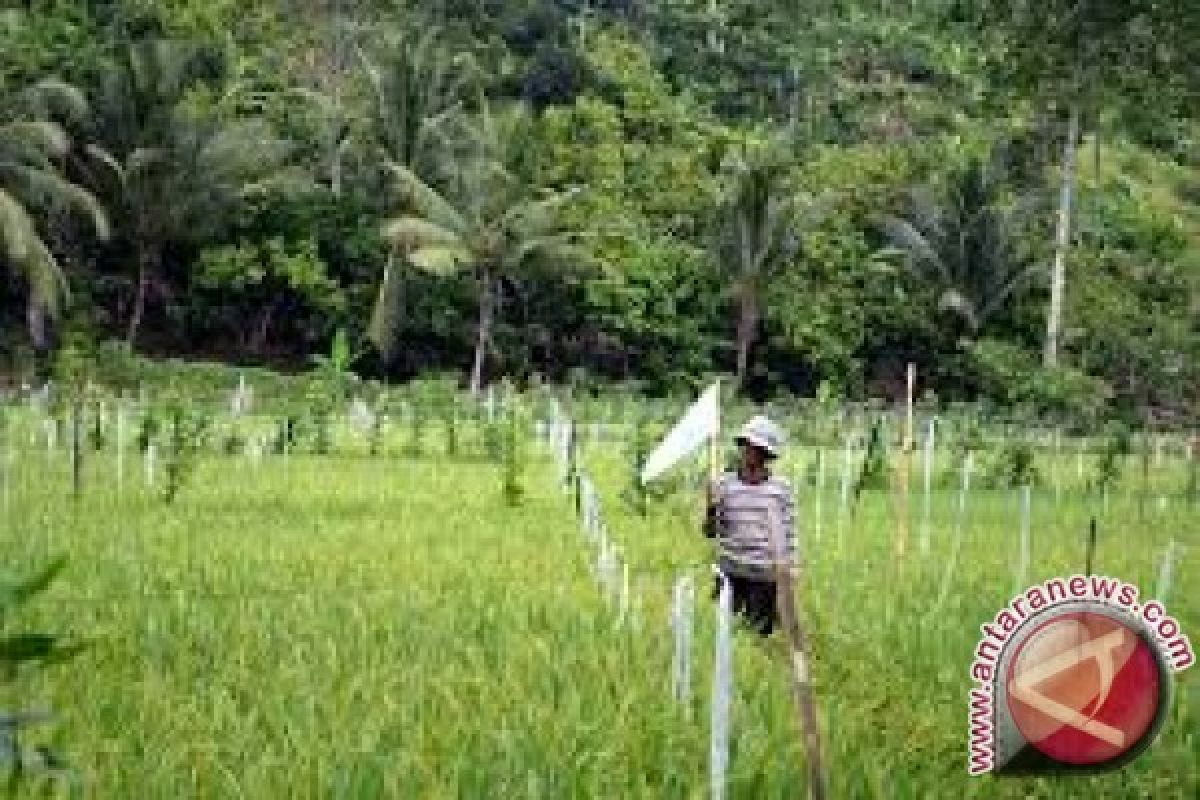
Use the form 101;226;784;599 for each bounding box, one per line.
705;471;797;580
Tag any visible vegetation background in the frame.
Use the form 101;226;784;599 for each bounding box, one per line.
2;0;1198;422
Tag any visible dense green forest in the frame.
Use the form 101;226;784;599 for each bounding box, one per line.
1;1;1198;420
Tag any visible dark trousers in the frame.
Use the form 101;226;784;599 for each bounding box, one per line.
713;572;779;636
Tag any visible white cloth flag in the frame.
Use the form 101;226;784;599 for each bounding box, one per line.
640;382;720;483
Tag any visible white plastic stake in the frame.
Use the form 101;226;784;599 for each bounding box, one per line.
1052;428;1061;504
671;574;695;710
144;442;156;487
936;451;973;609
617;561;630;625
710;568;733;800
920;418;935;555
837;432;854;551
1015;484;1031;594
813;448;824;543
116;402;125;492
1155;540;1177;604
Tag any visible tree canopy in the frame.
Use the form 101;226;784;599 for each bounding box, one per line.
0;0;1197;421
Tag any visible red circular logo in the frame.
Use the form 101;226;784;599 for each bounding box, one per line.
1005;611;1164;766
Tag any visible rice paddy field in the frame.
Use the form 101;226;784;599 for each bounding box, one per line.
2;399;1197;798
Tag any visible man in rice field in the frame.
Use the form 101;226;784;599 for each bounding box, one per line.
703;415;796;636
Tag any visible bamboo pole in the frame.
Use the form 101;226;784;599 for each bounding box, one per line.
704;381;722;531
767;503;827;800
710;379;722;483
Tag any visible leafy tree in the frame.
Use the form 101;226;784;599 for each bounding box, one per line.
879;144;1040;338
79;37;293;348
981;0;1200;367
0;79;108;352
379;103;596;394
352;26;473;181
709;136;823;390
353;26;476;361
194;234;343;357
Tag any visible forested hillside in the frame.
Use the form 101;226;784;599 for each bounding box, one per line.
2;1;1198;420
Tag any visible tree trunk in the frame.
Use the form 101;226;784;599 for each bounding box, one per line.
469;273;494;396
1044;105;1080;369
249;299;281;357
126;244;155;349
734;286;759;389
26;300;49;354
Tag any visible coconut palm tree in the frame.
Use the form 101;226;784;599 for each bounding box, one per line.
711;139;823;389
354;26;474;178
879;149;1039;337
353;27;476;362
80;37;292;348
376;104;593;394
0;79;108;350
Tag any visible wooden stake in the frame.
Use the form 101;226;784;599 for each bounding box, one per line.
703;382;722;536
768;504;827;800
710;379;722;483
1085;517;1097;577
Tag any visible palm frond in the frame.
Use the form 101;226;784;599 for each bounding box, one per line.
514;235;604;279
937;289;980;332
0;120;69;160
384;162;465;232
878;215;952;283
0;164;109;239
199;119;290;180
17;79;88;123
0;193;67;314
82;144;125;182
21;234;69;316
382;216;463;253
0;189;36;264
408;244;472;275
367;254;404;361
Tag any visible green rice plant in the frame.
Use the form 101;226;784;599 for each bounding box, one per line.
87;398;106;453
306;394;334;456
854;415;890;499
501;407;525;507
621;412;650;516
271;415;296;455
1092;419;1132;495
0;557;80;790
444;400;459;458
482;416;503;463
980;434;1040;489
934;411;984;489
403;402;426;458
161;394;208;504
0;394;1193;798
367;400;385;457
220;426;246;456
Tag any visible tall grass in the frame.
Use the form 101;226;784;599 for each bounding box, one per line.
0;408;1195;798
